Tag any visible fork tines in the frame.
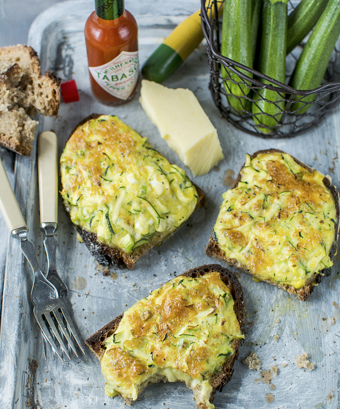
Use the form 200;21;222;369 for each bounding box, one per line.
34;298;85;361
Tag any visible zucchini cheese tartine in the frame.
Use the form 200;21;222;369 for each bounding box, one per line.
86;265;245;409
60;115;205;269
207;150;339;301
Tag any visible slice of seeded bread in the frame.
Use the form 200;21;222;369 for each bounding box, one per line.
0;107;38;156
65;114;206;270
206;149;340;301
0;45;61;155
0;45;61;116
85;264;246;408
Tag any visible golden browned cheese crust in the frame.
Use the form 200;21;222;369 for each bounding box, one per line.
85;264;245;409
61;115;205;269
207;149;339;300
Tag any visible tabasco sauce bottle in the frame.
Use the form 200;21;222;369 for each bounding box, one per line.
85;0;139;105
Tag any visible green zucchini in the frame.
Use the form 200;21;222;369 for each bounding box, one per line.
252;0;288;134
290;0;340;114
287;0;329;55
221;0;253;113
251;0;263;57
120;234;134;252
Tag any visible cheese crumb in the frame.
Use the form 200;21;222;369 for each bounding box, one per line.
273;334;280;342
243;351;262;371
281;363;288;368
270;365;279;376
296;353;316;371
140;80;224;176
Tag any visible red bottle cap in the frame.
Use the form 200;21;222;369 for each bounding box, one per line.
61;80;79;103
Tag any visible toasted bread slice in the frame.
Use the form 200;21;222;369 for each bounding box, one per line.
206;149;340;301
75;183;205;269
61;114;206;270
86;264;245;409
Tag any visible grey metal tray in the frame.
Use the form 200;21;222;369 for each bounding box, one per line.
0;1;339;408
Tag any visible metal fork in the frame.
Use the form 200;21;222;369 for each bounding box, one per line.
0;153;84;362
38;131;84;360
12;227;84;361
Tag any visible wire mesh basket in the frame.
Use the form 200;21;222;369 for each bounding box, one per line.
201;0;340;138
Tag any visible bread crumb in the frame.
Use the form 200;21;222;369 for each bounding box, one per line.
273;334;280;342
265;393;275;403
296;353;315;371
333;302;338;308
326;391;334;402
243;351;262;371
260;370;273;384
281;363;288;368
270;365;279;376
275;318;280;323
270;384;276;390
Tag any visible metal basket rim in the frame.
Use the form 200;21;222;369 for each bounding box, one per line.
200;0;340;96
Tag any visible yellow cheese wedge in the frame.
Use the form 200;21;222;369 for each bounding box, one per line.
140;80;224;176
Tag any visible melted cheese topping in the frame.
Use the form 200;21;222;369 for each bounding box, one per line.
214;152;337;289
101;272;243;408
60;115;198;253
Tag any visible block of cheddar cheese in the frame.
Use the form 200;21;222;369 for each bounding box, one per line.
140;80;224;176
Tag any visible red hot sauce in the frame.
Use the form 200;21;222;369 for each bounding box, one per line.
85;0;139;106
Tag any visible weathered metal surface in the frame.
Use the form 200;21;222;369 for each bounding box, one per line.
0;1;339;408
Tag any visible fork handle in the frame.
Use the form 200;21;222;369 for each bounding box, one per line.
38;131;58;225
0;158;27;232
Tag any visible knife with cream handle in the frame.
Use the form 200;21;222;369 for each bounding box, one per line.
0;158;27;233
38;131;68;297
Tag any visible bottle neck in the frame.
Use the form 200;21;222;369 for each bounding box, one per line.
95;0;124;20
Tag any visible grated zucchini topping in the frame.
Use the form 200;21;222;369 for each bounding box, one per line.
101;272;243;409
213;152;337;289
60;115;198;254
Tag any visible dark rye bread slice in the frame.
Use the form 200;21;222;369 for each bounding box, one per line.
206;149;340;301
63;114;206;270
85;264;246;407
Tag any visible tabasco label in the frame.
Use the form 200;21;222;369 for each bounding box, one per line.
89;51;139;100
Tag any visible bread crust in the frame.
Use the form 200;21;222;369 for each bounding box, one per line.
0;139;31;156
85;264;245;403
62;114;206;270
0;44;41;76
206;149;340;301
38;70;61;116
0;44;61;155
